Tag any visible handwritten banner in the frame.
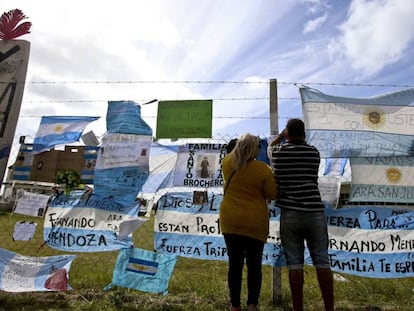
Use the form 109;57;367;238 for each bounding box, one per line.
0;247;75;292
154;191;284;266
155;191;414;277
44;191;141;252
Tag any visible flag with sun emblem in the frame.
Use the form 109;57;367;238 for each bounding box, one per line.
348;156;414;203
300;87;414;158
33;116;99;154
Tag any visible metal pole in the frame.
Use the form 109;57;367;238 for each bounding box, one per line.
269;79;278;135
269;78;282;304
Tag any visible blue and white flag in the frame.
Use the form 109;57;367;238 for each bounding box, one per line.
300;87;414;158
105;248;177;295
349;156;414;203
33;116;99;154
0;247;75;292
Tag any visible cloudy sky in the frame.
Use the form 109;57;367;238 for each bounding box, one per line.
4;0;414;147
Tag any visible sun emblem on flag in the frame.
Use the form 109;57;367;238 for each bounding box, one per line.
53;124;64;133
386;167;401;184
362;108;386;130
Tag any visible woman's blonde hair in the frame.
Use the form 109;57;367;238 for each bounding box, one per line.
230;133;260;171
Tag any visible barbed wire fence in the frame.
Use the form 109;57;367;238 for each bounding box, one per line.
0;80;412;293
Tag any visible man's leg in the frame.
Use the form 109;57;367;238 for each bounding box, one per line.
316;267;334;311
288;268;304;311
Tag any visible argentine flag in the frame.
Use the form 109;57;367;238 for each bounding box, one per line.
33;116;99;154
349;156;414;203
300;87;414;158
105;248;177;295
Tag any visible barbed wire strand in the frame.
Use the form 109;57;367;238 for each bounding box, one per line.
2;80;414;88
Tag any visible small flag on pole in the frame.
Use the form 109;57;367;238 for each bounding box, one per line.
33;116;99;154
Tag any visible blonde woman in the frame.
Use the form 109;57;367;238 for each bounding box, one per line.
220;133;278;311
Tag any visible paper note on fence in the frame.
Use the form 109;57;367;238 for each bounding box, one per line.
14;191;50;217
13;222;37;240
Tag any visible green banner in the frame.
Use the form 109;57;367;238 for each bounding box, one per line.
156;100;212;138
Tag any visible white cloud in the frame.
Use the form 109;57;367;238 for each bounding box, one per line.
335;0;414;76
299;0;331;14
303;13;328;33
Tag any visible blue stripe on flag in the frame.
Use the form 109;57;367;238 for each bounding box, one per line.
12;175;29;180
126;257;158;275
13;166;31;172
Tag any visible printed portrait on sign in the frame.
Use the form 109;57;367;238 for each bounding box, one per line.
197;155;215;179
192;191;208;205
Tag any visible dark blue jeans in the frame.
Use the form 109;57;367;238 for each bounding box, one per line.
223;234;264;307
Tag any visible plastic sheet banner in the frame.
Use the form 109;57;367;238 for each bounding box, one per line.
0;247;75;292
43;191;143;252
156;100;212;139
300;86;414;158
94;101;152;206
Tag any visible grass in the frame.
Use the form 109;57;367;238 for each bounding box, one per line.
1;210;414;310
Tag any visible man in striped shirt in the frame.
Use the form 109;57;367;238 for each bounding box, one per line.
268;118;334;311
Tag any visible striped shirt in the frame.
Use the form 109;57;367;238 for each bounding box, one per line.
269;141;324;212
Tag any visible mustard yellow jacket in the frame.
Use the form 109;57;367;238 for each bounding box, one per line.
219;154;278;242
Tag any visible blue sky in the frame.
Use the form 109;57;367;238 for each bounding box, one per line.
4;0;414;145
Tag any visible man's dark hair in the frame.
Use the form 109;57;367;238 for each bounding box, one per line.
286;118;305;139
226;138;238;153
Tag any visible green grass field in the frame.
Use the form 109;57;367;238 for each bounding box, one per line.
1;210;414;310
